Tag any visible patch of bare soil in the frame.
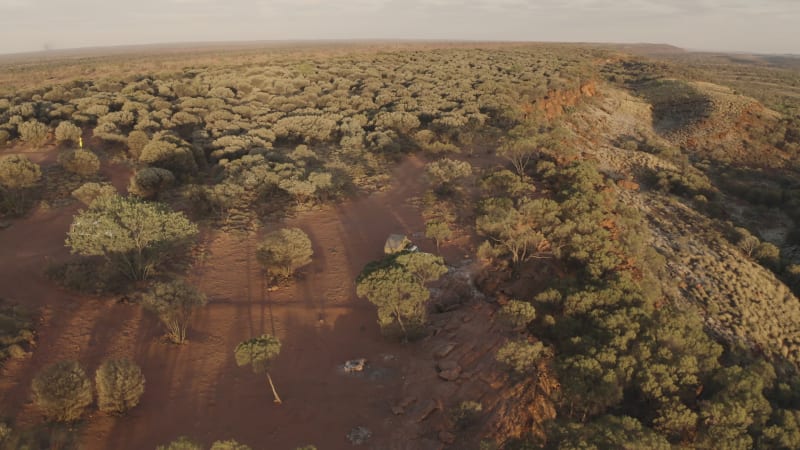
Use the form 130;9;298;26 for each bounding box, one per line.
0;153;519;449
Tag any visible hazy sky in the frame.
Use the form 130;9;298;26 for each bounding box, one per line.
0;0;798;55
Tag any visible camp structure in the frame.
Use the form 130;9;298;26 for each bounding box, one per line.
384;234;411;254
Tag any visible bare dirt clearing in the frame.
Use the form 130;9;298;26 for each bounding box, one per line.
0;153;500;449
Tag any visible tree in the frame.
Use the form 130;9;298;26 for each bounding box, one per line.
476;197;561;265
394;252;448;284
426;158;472;194
425;219;453;252
498;300;536;329
550;415;671;450
58;149;100;176
55;121;82;144
143;280;207;344
31;360;93;422
71;182;117;206
157;436;203;450
256;228;313;279
66;196;198;280
496;340;547;374
356;252;446;338
18;120;49;147
0;155;41;214
234;335;282;404
498;137;539;177
95;358;145;413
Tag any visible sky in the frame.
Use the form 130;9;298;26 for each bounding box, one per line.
0;0;798;55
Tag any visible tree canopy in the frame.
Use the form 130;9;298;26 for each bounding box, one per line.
256;227;314;279
234;334;283;403
31;360;93;422
66;195;198;280
356;251;446;338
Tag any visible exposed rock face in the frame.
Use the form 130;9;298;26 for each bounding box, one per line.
526;80;599;120
437;360;462;381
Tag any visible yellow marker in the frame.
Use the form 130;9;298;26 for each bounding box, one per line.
78;136;83;149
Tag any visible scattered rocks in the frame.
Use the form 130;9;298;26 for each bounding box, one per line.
346;426;372;445
392;396;417;415
415;399;439;423
437;360;462;381
433;343;457;359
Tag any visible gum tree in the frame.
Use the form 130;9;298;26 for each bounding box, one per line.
234;334;283;404
66;195;198;280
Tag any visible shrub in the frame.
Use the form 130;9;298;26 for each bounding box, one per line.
127;130;149;159
31;360;93;422
0;155;41;214
157;436;203;450
0;301;34;365
139;133;198;177
754;242;781;271
71;182;117;206
256;228;314;279
210;440;252;450
425;219;453;252
451;400;483;428
143;280;207;344
54;121;82;144
129;167;175;199
0;130;9;146
95;358;145;414
18;120;49;147
496;340;547;374
58;149;100;176
498;300;536;329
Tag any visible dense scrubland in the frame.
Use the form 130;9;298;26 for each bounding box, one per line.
1;42;800;449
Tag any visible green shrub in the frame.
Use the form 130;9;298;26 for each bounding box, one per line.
754;242;781;271
58;149;100;176
143;280;207;344
71;182;117;206
129;167;175;199
54;121;82;144
126;130;149;159
210;440;252;450
496;340;547;374
31;360;93;422
0;155;41;214
0;301;34;365
95;358;145;414
157;436;203;450
18;120;49;147
498;300;536;329
256;228;314;279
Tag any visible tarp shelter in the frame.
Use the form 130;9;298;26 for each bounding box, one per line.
384;234;410;254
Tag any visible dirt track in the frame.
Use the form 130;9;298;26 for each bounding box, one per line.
0;154;459;449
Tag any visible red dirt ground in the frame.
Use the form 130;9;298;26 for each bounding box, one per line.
0;153;487;449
